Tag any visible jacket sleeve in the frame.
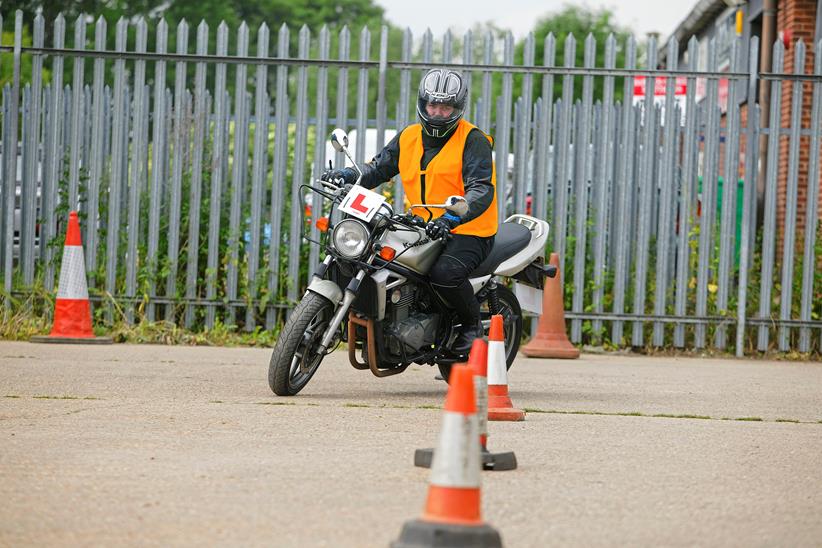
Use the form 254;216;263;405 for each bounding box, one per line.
459;128;495;224
356;130;402;190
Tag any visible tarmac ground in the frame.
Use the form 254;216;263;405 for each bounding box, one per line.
1;341;821;547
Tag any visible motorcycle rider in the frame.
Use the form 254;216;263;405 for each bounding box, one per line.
322;68;498;355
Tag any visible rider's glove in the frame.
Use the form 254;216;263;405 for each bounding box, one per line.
320;167;357;187
425;213;461;240
332;183;354;203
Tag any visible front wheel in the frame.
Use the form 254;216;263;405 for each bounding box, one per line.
268;292;335;396
438;284;522;381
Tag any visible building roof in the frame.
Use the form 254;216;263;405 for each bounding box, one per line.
659;0;729;64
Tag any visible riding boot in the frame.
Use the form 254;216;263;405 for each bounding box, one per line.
433;278;483;355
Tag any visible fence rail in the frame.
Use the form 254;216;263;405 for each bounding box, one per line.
1;11;821;356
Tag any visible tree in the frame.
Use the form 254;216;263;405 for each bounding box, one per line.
518;5;635;103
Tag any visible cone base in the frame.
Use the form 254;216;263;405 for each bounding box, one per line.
391;518;502;548
521;335;580;359
414;447;517;471
487;407;526;421
30;335;113;345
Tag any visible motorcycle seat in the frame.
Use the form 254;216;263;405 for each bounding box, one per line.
469;222;531;278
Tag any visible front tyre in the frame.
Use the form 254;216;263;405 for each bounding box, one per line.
269;292;335;396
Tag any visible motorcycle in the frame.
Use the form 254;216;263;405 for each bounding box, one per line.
268;129;556;396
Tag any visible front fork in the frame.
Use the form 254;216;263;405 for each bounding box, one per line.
315;255;371;355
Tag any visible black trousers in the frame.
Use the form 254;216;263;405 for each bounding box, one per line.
428;234;494;327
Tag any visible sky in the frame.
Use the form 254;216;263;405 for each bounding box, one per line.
375;0;696;42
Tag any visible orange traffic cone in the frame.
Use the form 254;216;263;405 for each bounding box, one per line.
31;212;111;344
414;340;517;471
393;365;502;547
487;315;525;421
520;252;580;359
468;338;517;470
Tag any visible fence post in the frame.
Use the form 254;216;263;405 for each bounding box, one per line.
165;19;190;322
125;18;148;324
631;35;658;347
695;37;721;348
286;26;312;311
354;26;370;166
495;32;514;223
554;33;576;277
570;33;597;343
376;26;389;155
394;27;412;207
246;22;271;331
715;37;742;349
798;39;822;353
266;23;290;328
675;36;700;348
757;41;785;351
533;33;555;225
308;25;330;284
204;22;229;328
736;37;761;357
778;40;807;351
105;17;128;322
653;38;680;347
590;34;616;345
184;20;210;328
84;16;107;291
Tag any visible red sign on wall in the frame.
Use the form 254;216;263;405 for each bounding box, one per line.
633;76;688;97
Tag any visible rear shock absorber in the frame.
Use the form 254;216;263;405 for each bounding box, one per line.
487;279;501;315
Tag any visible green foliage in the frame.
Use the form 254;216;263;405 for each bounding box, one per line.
0;27;40;87
518;4;636;104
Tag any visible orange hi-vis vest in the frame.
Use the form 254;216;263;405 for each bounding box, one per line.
398;119;498;237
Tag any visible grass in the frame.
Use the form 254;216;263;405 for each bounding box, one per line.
0;286;282;347
522;407;811;424
32;395;100;400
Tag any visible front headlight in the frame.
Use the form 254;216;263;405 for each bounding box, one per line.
332;219;369;259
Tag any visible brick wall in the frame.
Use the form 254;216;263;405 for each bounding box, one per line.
775;0;821;246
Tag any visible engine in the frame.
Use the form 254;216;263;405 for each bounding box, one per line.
384;284;439;358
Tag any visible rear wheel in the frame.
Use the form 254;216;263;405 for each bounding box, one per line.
437;284;522;381
268;292;335;396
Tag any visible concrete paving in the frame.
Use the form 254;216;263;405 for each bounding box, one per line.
0;341;820;547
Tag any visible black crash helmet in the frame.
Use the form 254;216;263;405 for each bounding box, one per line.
416;68;468;138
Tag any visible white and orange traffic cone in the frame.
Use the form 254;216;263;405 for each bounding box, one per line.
414;340;517;471
487;315;525;421
468;338;518;471
394;365;502;547
520;252;580;358
31;211;111;344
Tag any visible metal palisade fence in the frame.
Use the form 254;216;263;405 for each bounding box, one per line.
0;11;821;356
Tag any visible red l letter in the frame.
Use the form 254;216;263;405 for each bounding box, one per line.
350;193;369;213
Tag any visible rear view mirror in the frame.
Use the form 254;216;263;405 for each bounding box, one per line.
444;195;469;217
330;129;349;152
